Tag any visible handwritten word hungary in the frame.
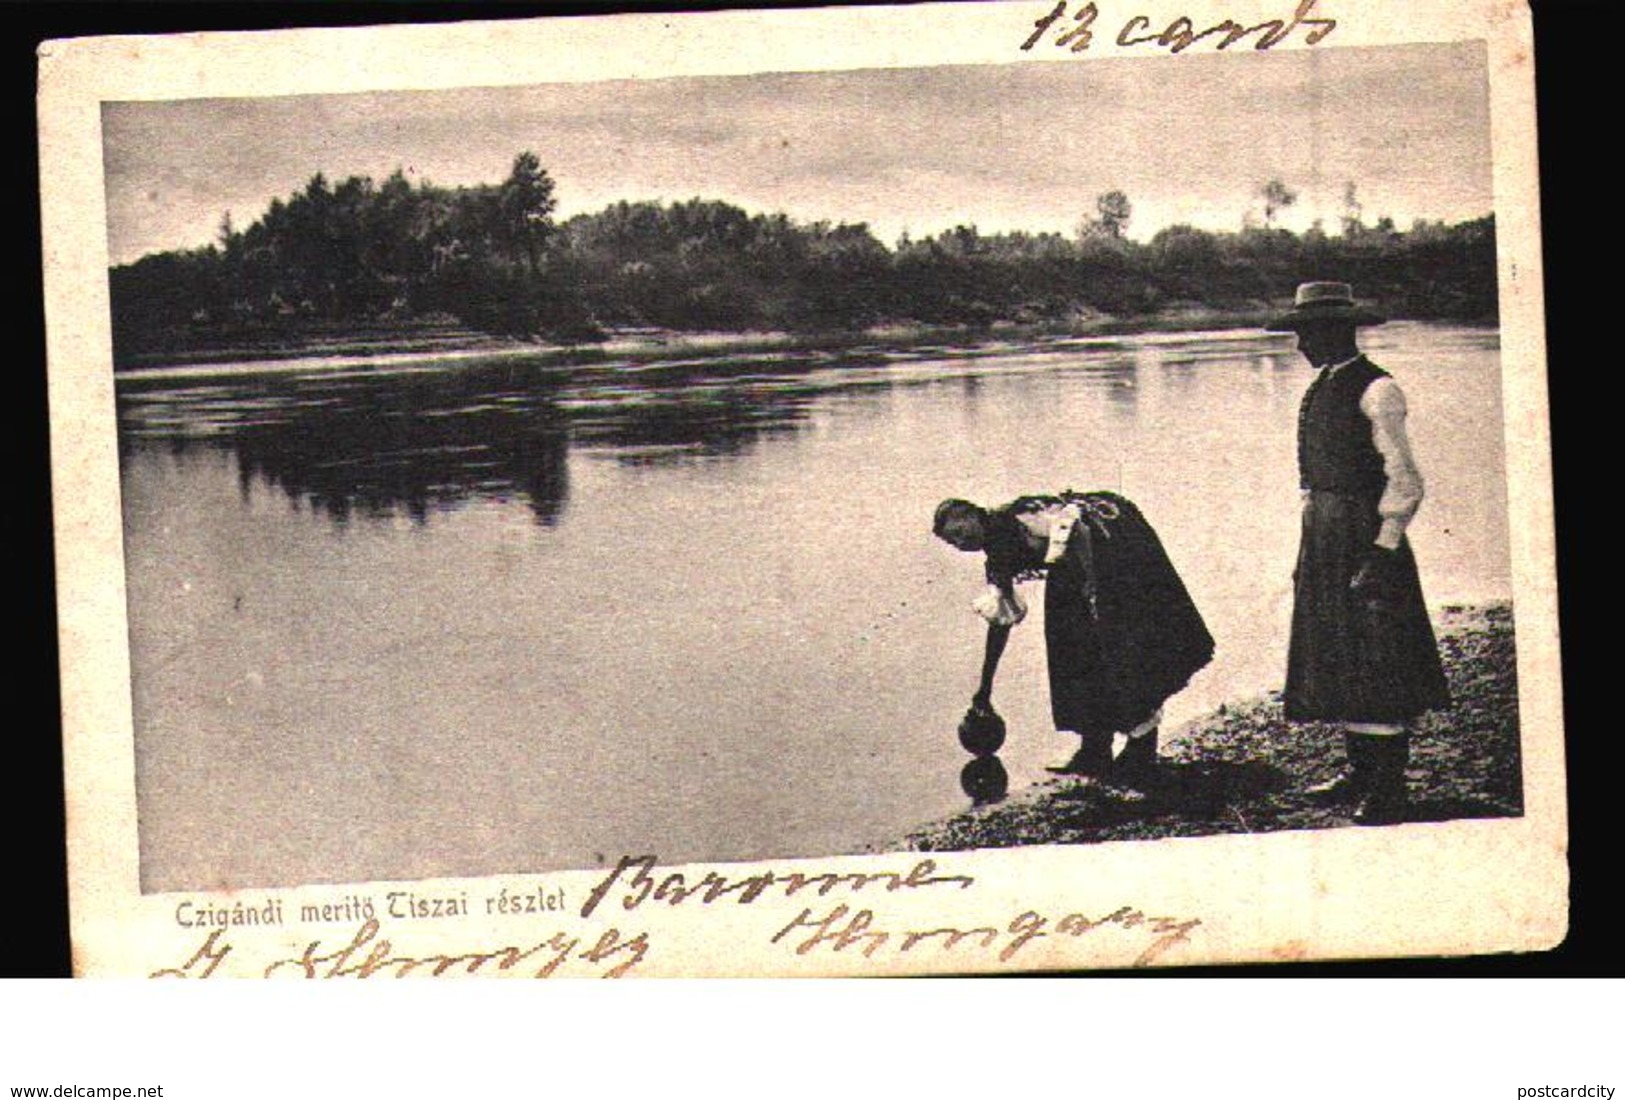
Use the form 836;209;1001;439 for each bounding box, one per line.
1023;0;1336;54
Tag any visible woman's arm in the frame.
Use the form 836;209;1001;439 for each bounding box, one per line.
972;621;1011;711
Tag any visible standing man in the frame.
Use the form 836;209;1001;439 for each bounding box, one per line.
1267;282;1450;825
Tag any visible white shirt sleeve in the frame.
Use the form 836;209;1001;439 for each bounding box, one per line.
1359;377;1425;549
1044;503;1082;564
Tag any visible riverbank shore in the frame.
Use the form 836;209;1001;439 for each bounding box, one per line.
893;602;1521;852
113;307;1307;373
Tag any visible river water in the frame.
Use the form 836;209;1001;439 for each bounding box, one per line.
116;322;1510;891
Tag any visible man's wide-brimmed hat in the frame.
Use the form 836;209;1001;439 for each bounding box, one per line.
1266;282;1386;332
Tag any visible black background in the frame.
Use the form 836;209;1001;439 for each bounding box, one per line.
11;0;1612;979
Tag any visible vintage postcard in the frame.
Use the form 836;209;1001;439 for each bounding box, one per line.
40;0;1564;977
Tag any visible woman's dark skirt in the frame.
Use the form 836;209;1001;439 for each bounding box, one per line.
1043;496;1215;736
1285;491;1450;723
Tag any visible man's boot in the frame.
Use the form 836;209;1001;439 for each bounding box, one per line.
1046;730;1114;777
1354;733;1410;826
1306;732;1372;804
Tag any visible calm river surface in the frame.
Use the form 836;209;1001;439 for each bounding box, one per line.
117;323;1510;891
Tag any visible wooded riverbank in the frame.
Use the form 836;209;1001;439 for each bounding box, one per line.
108;160;1498;369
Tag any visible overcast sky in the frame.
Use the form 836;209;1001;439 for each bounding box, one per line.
102;40;1491;265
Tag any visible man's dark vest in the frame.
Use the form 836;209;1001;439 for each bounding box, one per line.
1297;356;1390;494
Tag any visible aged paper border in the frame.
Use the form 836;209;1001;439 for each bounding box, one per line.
40;0;1565;977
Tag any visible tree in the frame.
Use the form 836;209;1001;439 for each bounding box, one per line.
1094;190;1133;239
1150;224;1218;270
497;151;558;274
1260;178;1298;229
1340;180;1364;238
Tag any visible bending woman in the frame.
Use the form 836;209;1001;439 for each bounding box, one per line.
933;491;1214;779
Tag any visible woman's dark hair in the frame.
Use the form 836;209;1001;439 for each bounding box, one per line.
933;498;986;539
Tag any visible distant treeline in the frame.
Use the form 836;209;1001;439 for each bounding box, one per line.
109;152;1498;364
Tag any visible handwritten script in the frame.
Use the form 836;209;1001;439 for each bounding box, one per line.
146;854;1203;976
1022;0;1336;54
579;855;974;918
774;903;1202;968
152;918;648;979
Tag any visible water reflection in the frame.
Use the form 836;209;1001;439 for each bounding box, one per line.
118;358;829;526
960;756;1009;806
227;383;572;527
566;385;812;466
116;338;1168;532
1157;357;1204;394
1097;357;1140;421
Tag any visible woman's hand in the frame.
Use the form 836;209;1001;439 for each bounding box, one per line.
971;584;1027;626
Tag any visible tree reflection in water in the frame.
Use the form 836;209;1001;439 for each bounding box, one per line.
116;357;823;527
